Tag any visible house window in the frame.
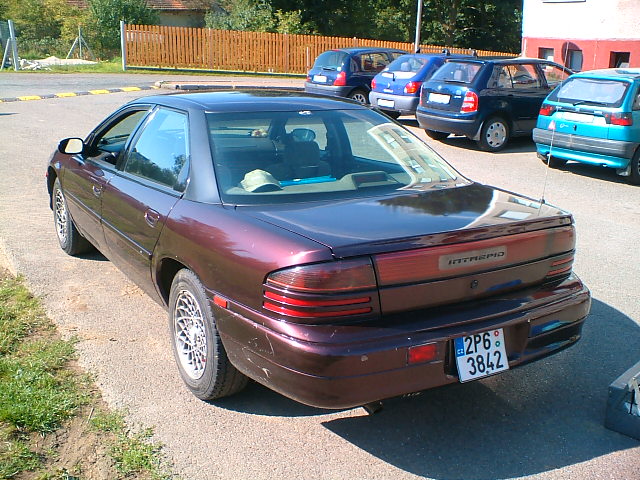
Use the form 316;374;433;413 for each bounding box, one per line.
567;49;583;71
610;52;630;68
539;48;554;62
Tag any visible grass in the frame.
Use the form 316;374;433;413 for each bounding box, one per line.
0;272;174;479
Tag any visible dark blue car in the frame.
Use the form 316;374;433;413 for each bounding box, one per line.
416;57;571;151
369;52;472;118
304;47;406;105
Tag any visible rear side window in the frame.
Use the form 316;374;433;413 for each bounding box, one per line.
548;77;631;107
313;51;348;71
358;52;390;73
431;62;482;84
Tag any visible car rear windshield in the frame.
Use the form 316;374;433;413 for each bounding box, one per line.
206;109;463;205
381;55;429;79
431;61;482;84
312;50;348;71
548;77;631;107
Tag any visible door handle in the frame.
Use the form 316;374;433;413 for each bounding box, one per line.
92;184;103;197
144;209;160;228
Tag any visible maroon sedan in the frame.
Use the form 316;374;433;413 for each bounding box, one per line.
47;91;591;409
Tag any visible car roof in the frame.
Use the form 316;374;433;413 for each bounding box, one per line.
331;47;406;55
445;56;554;65
570;68;640;80
127;89;369;112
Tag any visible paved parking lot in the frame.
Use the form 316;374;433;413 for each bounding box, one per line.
0;73;638;480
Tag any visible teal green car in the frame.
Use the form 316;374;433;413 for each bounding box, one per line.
533;68;640;185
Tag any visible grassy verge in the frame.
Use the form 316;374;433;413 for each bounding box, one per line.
0;271;173;480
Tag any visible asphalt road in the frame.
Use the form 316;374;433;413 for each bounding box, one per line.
0;73;638;480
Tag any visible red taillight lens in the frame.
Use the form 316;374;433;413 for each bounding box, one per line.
460;91;478;113
539;104;556;116
306;74;311;82
371;78;377;89
263;259;376;319
408;343;438;364
605;112;633;126
333;71;347;86
546;255;574;277
266;259;376;292
404;81;423;94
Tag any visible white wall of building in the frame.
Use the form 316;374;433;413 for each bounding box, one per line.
522;0;640;40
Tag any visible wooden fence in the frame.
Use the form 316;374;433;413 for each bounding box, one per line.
124;24;513;75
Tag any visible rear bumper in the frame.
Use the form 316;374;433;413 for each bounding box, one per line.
304;82;353;98
215;275;591;409
369;92;420;115
533;128;637;168
416;108;481;138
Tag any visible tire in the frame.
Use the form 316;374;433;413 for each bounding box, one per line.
425;129;450;141
539;155;567;169
52;178;93;256
630;149;640;185
348;89;369;104
478;116;510;152
169;269;248;401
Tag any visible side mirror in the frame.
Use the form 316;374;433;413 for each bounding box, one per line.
58;137;84;155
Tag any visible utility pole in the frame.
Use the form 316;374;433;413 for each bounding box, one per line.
414;0;423;53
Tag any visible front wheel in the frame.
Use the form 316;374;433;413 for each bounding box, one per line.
52;178;93;255
478;117;509;152
425;129;450;141
169;269;248;401
348;89;368;104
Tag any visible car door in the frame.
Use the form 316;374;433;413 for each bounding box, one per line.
61;108;150;251
100;107;190;299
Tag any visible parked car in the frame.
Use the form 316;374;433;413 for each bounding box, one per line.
533;68;640;185
369;50;473;118
416;57;572;151
47;91;590;409
304;47;407;104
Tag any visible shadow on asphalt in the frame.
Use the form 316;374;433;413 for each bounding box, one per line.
320;297;639;479
550;162;631;185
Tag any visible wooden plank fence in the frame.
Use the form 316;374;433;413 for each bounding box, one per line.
124;24;513;75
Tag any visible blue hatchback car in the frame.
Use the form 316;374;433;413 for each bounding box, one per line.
369;51;472;118
304;47;407;105
533;68;640;185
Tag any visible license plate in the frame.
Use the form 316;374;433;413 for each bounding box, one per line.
563;112;594;123
381;72;394;78
455;329;509;382
428;92;450;104
378;99;395;108
313;74;327;83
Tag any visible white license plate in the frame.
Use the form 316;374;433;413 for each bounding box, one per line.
381;72;394;78
428;92;450;104
378;99;395;108
455;329;509;382
313;74;327;83
563;112;594;123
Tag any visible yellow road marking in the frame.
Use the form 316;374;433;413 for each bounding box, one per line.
55;92;77;98
120;86;142;92
17;95;42;101
89;89;110;95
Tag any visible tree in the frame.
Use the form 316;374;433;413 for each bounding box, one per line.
88;0;158;53
205;0;315;34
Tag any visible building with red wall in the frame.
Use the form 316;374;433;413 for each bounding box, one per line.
522;0;640;71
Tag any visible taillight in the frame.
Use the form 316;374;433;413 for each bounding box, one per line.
404;81;422;94
539;104;556;116
460;91;478;113
333;71;347;86
371;78;377;89
263;258;377;320
605;112;633;126
306;74;311;82
546;255;574;278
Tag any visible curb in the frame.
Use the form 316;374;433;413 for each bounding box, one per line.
0;85;160;103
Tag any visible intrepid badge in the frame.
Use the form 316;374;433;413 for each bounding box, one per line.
439;246;507;270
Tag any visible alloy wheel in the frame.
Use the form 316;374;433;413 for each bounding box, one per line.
173;289;208;380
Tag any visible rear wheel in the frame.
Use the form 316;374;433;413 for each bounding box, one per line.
169;269;248;401
52;178;93;256
425;130;450;141
348;89;368;104
630;149;640;185
478;117;509;152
